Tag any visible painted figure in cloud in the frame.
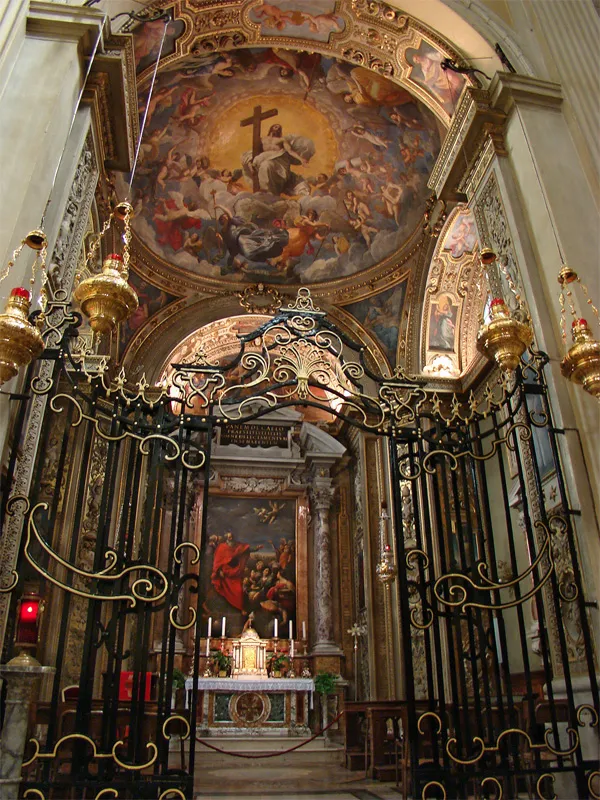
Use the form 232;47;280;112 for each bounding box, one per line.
242;123;316;195
252;2;343;37
444;214;477;258
407;42;465;114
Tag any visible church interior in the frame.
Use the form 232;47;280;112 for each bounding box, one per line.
0;1;598;798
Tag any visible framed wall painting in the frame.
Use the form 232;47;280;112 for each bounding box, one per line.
199;493;306;640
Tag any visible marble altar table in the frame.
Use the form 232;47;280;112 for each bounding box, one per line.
185;677;314;736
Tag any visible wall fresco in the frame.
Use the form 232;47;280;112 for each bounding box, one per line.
345;281;407;366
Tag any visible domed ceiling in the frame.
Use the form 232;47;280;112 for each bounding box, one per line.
115;0;487;383
116;0;470;298
123;47;443;286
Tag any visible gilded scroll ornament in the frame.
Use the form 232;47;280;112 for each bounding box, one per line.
24;502;169;608
445;726;579;766
23;734;157;771
433;520;555;612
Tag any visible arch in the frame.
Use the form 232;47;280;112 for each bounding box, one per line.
122;292;392;385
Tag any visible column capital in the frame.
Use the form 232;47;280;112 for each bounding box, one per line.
309;479;334;512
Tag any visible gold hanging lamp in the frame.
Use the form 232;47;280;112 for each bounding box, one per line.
558;265;600;398
73;201;138;335
0;232;48;385
476;249;533;372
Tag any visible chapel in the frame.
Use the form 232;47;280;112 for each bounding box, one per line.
0;1;598;799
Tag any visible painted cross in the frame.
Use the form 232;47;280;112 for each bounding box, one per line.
240;104;278;192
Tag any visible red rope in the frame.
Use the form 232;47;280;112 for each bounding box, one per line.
193;709;345;759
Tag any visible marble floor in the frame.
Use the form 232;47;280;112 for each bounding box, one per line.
193;761;403;799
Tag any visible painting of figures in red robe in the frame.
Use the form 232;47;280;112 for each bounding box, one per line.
201;495;297;639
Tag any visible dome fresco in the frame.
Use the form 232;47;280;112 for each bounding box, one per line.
121;47;443;285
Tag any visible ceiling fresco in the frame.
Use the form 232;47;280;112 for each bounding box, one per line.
119;46;442;286
113;0;487;389
117;269;177;358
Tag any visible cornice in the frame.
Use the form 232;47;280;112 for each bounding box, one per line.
428;86;506;201
488;73;563;115
27;3;108;43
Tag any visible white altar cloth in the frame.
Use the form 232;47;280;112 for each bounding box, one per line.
185;677;314;708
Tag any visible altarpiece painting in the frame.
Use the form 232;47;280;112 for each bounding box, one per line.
201;495;299;639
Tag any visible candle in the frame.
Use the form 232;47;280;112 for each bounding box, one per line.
222;616;226;638
289;620;293;640
302;621;306;640
207;617;212;639
274;618;278;638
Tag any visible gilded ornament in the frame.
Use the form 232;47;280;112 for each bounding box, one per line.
557;266;600;398
476;297;533;372
74;201;138;334
73;253;138;335
24;230;47;251
0;288;45;385
560;318;600;398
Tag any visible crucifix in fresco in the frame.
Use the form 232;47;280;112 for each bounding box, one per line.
240;104;279;192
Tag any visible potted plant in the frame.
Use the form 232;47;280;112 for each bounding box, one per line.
269;653;290;678
171;667;186;708
211;650;231;677
314;671;338;739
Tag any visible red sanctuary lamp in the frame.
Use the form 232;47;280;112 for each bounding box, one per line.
73;201;139;336
15;591;43;655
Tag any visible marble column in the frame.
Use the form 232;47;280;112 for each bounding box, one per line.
310;477;339;654
0;652;55;799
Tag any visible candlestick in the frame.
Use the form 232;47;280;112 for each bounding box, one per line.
207;617;212;639
274;618;278;639
288;620;293;640
205;637;210;657
221;616;226;638
290;639;294;658
302;621;306;640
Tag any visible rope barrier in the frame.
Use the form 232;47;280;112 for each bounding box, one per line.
193;709;345;759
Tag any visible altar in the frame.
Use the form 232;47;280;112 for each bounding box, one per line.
185;676;314;736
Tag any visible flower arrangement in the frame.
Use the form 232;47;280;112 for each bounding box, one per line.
269;653;290;675
211;650;232;675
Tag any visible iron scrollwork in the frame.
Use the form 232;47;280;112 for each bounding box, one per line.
24;502;169;607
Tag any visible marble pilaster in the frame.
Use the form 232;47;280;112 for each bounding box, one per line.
0;653;55;799
310;477;339;655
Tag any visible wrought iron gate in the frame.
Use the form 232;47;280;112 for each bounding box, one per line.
0;288;597;799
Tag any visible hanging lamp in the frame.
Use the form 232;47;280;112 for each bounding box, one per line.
73;11;173;338
73;201;138;335
0;232;48;385
476;248;533;372
375;505;397;584
558;265;600;398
